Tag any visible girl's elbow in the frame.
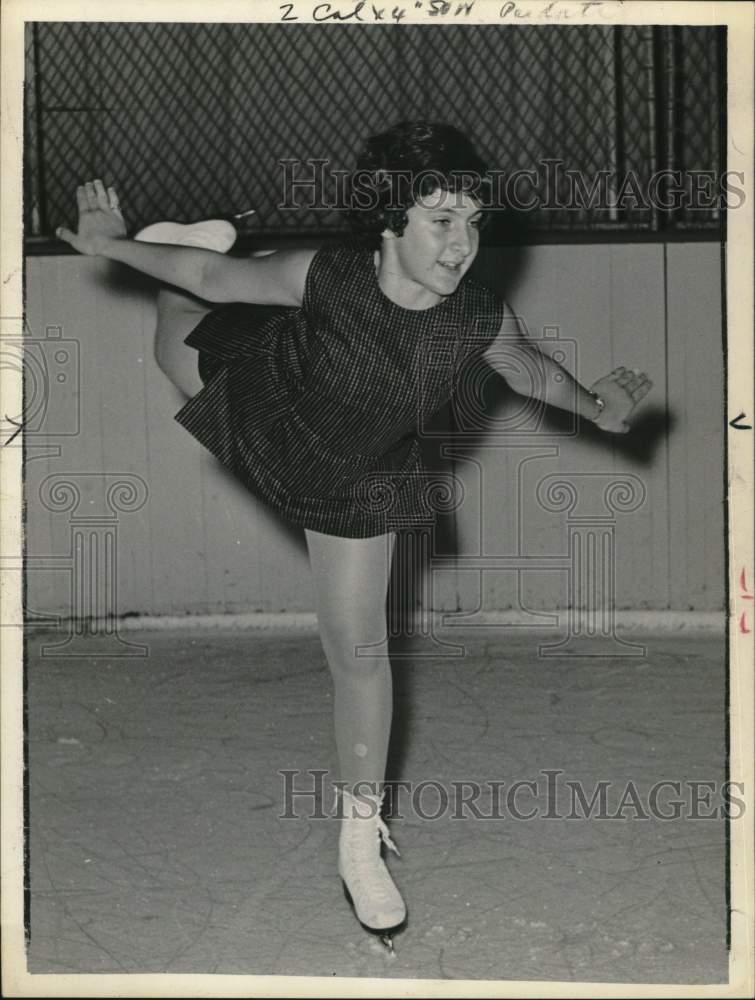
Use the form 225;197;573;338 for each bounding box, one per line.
196;282;225;304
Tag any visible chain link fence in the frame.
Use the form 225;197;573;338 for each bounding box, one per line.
24;22;724;245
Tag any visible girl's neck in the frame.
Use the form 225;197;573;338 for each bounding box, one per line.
372;249;443;312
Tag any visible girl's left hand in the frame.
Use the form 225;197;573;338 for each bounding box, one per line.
589;367;652;433
56;179;127;255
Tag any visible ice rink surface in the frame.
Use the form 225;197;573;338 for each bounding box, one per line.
25;627;728;984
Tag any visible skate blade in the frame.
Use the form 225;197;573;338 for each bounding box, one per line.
379;933;395;953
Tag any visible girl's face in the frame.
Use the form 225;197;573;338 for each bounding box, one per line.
378;188;482;310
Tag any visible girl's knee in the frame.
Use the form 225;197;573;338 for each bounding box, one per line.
155;354;202;399
157;286;208;316
319;619;389;671
153;330;203;397
153;292;208;397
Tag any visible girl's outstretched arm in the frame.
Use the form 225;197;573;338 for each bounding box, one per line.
56;180;315;307
483;302;652;434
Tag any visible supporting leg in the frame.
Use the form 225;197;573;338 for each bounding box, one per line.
305;527;406;933
305;528;396;793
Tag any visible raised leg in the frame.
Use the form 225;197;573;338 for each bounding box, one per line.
154;287;210;398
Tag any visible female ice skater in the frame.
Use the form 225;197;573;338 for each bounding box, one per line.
57;122;652;944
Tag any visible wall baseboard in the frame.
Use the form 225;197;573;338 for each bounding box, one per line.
26;609;726;635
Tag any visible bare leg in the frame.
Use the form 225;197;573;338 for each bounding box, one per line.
305;528;396;793
154;287;211;398
306;528;405;931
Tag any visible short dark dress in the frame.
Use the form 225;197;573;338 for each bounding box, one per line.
175;241;504;538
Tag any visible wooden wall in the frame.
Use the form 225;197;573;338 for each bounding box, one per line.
22;242;724;618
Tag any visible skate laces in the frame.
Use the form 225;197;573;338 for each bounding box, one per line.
340;790;401;860
376;815;401;858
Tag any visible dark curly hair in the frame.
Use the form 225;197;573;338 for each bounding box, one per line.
348;121;492;246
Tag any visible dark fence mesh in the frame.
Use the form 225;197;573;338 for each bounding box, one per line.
24;22;723;243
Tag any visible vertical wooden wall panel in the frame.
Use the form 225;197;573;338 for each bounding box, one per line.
198;452;311;614
22;260;58;619
666;243;725;610
24;257;107;620
140;299;212;615
89;261;156;615
606;243;669;609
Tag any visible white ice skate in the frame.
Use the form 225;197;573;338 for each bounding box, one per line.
338;789;406;947
134;219;238;253
135;214;277;257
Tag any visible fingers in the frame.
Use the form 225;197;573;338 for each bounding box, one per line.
610;366;652;397
77;179;119;213
84;181;98;210
615;367;636;388
56;225;74;244
631;377;652;402
93;179;110;210
624;371;650;396
108;186;124;220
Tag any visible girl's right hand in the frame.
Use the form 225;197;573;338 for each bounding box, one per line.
56;179;127;255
